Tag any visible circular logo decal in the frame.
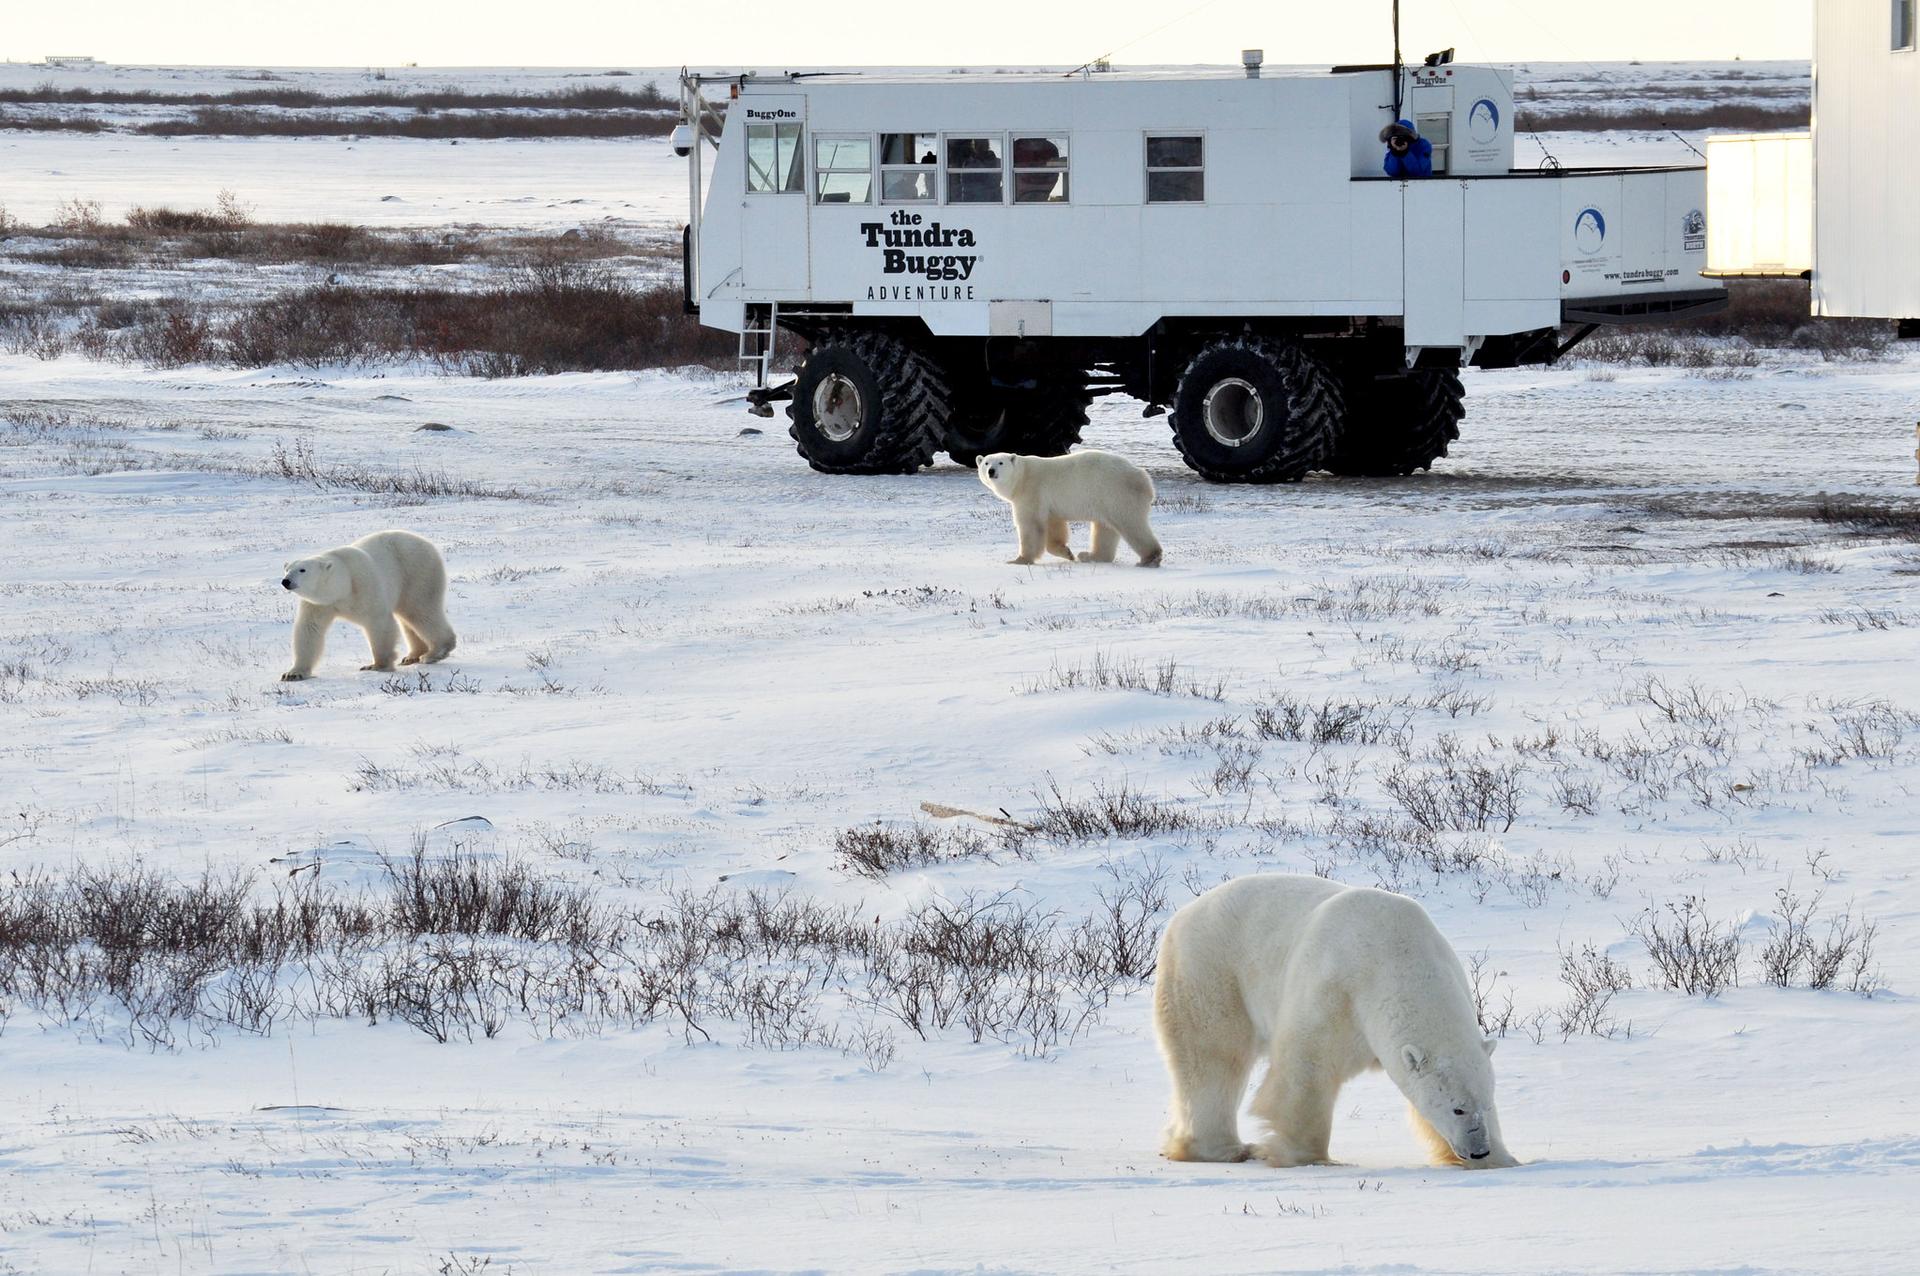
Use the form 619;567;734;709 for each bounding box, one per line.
1575;207;1607;254
1468;98;1500;144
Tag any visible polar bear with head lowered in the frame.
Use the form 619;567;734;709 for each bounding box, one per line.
1154;874;1517;1169
280;530;456;681
977;450;1161;566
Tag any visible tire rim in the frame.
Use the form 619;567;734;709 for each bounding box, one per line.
812;373;865;442
1202;377;1263;447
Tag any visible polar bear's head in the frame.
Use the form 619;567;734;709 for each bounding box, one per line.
281;555;348;606
976;453;1020;499
1397;1038;1516;1169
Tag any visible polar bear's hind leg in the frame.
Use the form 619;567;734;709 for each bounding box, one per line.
398;607;456;663
1116;513;1162;567
1155;941;1257;1162
398;619;431;666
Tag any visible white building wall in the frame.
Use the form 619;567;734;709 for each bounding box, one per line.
1814;0;1920;318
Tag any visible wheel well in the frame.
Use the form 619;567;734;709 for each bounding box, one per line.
777;318;1393;406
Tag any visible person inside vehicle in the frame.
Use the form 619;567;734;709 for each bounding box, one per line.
1381;119;1433;178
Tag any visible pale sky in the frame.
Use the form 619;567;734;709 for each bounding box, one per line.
2;0;1813;69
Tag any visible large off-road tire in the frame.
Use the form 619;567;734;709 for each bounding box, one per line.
943;376;1091;466
1167;333;1342;484
786;329;950;475
1324;369;1465;476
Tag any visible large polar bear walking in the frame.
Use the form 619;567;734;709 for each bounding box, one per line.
280;530;456;681
976;450;1161;566
1154;874;1517;1169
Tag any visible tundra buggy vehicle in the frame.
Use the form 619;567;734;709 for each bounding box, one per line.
676;58;1725;483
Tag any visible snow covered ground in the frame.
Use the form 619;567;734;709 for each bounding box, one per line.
0;56;1913;1276
2;347;1919;1273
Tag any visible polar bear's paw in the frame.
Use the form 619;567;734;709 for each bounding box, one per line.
1258;1141;1339;1169
1162;1135;1255;1163
279;671;310;682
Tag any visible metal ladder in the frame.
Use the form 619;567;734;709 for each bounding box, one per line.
738;302;777;390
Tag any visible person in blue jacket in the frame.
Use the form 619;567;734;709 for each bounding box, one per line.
1381;119;1433;178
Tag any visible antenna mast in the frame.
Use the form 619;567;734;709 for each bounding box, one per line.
1392;0;1404;115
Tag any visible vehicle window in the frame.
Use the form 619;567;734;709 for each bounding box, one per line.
881;132;938;203
1898;0;1917;50
814;135;873;204
747;122;804;194
1012;135;1069;203
945;136;1004;204
1146;134;1203;202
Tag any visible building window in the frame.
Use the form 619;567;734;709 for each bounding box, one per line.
1146;134;1204;202
813;135;873;204
881;133;938;202
945;136;1005;204
746;122;803;194
1012;136;1070;203
1898;0;1917;50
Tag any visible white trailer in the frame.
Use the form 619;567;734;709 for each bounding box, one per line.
677;59;1723;482
1705;132;1813;279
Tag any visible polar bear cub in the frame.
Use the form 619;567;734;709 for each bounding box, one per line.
977;450;1161;567
280;530;456;681
1154;874;1517;1170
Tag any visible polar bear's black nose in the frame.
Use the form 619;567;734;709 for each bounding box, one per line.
1470;1151;1489;1160
281;578;292;589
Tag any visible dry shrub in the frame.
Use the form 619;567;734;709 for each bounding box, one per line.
136;107;672;140
1030;778;1202;841
122;306;216;366
113;265;733;373
834;822;1007;878
0;82;669;110
434;264;734;375
1759;886;1881;993
1811;498;1920;540
0;113;107;132
1636;897;1741;996
0;853;1163;1056
1518;103;1807;132
1576;280;1894;363
1557;943;1632;1037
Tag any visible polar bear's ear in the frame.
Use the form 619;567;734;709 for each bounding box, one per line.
1400;1045;1427;1074
1482;1037;1498;1057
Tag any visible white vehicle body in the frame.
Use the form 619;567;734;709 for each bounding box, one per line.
683;65;1716;356
674;60;1723;485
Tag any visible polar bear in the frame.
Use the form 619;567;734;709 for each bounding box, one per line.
1154;874;1517;1170
977;450;1161;567
279;530;456;681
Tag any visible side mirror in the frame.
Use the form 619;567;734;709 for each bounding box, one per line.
670;123;693;158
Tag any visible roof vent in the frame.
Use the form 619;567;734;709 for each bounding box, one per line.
1242;49;1263;79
